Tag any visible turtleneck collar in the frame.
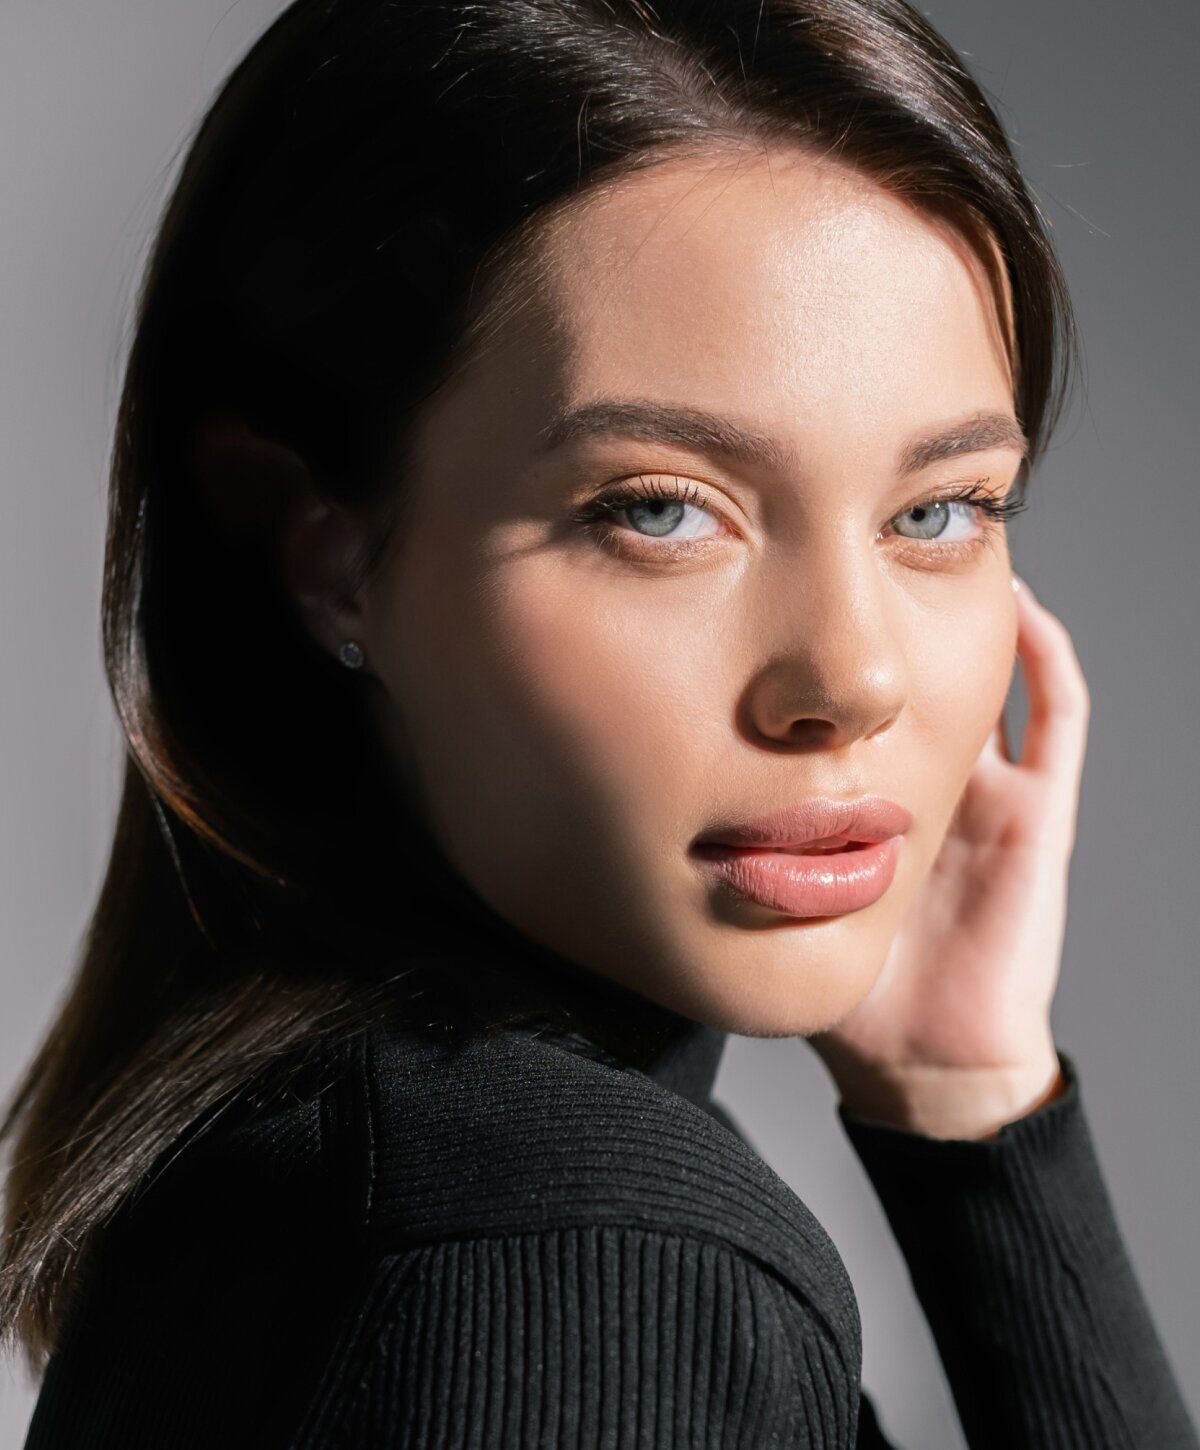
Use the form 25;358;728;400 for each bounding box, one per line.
378;830;729;1112
489;923;730;1111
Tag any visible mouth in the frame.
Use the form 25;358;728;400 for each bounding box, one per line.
693;835;876;857
691;833;904;918
690;797;911;918
692;795;914;856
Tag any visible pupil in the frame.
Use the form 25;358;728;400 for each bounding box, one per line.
902;501;949;539
631;500;685;538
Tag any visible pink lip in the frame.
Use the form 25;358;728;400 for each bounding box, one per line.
694;838;902;918
691;795;912;919
694;794;913;850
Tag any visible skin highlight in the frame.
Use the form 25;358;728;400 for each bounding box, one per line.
285;143;1089;1133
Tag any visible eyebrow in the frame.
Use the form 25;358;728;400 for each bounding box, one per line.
897;411;1029;475
540;400;796;474
539;400;1029;477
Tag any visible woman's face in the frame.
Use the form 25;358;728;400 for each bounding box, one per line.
355;145;1022;1036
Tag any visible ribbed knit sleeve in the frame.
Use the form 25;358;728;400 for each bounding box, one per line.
291;1225;869;1449
837;1047;1199;1449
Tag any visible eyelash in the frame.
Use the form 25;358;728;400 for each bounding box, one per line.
571;474;1029;561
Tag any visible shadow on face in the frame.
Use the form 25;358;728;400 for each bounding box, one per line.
358;142;1022;1037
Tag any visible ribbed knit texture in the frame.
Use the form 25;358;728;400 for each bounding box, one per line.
292;1228;848;1448
838;1062;1199;1448
21;900;1198;1447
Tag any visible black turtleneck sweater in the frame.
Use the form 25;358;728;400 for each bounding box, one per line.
21;884;1198;1448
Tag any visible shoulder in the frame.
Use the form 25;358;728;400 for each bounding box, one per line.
360;1013;860;1349
296;1220;862;1449
285;1018;867;1446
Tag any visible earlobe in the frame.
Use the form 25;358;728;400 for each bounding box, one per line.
279;491;373;670
191;412;373;671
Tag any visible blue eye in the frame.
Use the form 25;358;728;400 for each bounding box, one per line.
892;498;979;544
575;476;723;542
573;475;1029;556
887;482;1028;548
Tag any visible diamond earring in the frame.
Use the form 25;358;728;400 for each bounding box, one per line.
338;640;365;670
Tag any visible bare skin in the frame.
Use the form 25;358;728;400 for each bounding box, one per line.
274;143;1089;1139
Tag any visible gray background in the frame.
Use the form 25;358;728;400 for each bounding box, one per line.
1;2;1196;1443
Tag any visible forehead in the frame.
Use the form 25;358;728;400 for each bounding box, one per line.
522;146;1015;453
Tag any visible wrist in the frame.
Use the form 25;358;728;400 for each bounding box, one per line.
835;1049;1066;1141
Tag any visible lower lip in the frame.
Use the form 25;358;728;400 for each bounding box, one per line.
692;837;902;918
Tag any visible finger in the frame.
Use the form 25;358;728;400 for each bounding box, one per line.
993;705;1012;764
979;705;1010;765
1012;576;1090;780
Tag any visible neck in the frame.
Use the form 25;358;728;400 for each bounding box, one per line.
382;833;728;1111
479;915;729;1110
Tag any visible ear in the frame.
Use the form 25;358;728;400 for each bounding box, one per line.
191;413;374;672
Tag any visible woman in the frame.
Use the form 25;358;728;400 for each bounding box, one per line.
2;0;1195;1444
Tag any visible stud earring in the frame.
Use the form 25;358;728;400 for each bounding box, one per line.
338;640;365;670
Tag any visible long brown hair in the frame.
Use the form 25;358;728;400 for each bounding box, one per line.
1;0;1077;1373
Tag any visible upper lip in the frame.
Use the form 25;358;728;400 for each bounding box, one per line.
694;795;913;851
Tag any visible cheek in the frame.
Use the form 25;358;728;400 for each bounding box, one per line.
471;560;720;834
912;586;1016;773
380;544;720;879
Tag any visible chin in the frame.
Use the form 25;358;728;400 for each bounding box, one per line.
660;922;888;1041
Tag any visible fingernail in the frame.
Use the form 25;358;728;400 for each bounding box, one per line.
1011;576;1022;592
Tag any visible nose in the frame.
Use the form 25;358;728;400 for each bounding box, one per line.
740;557;909;753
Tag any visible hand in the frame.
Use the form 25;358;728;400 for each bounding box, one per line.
807;576;1090;1139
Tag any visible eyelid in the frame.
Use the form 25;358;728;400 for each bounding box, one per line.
576;472;1019;528
571;474;725;524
